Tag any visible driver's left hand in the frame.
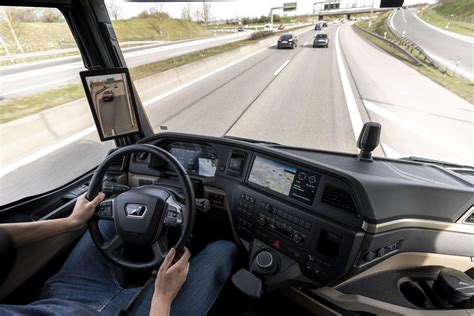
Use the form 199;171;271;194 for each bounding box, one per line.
68;192;105;229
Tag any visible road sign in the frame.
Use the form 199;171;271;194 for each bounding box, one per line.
283;2;297;12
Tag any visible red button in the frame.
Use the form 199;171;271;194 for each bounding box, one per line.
272;240;281;249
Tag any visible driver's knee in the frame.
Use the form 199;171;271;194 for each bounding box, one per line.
97;220;117;240
200;240;237;281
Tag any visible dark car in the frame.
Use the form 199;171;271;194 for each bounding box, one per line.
314;23;322;31
277;33;298;49
322;22;328;27
237;25;244;32
313;33;329;48
102;89;114;102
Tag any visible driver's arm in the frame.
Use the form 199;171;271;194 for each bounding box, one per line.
0;193;104;248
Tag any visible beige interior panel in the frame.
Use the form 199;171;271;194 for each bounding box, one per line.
0;229;84;300
313;287;473;316
337;252;474;287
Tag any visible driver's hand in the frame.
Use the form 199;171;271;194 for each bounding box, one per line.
153;247;190;305
68;192;105;229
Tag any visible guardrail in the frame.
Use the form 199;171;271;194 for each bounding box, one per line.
385;11;440;69
353;24;421;66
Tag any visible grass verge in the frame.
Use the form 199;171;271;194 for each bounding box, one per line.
0;26;309;123
355;14;473;104
418;10;474;37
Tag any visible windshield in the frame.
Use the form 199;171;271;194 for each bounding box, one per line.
1;1;473;205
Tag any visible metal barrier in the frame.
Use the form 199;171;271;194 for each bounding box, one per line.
353;24;421;66
385;11;440;69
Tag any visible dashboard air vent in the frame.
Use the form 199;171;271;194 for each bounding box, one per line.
109;156;125;171
321;185;358;215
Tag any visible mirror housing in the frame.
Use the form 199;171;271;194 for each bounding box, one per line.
380;0;404;8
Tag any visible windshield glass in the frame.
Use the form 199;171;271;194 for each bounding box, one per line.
280;34;293;39
1;0;473;205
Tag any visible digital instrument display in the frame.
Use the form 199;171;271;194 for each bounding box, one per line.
168;143;217;177
248;156;320;205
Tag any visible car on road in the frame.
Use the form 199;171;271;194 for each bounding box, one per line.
277;24;285;31
237;25;244;32
314;23;322;31
322;22;328;27
313;33;330;48
277;33;298;49
102;90;114;102
263;24;273;32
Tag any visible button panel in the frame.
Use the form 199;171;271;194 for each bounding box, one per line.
361;241;400;264
235;193;256;239
261;202;312;232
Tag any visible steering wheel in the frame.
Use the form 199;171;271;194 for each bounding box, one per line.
86;144;195;270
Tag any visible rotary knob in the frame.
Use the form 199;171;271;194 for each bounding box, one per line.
255;251;274;270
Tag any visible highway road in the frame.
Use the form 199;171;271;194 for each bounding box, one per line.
391;8;474;81
1;22;473;205
0;31;252;99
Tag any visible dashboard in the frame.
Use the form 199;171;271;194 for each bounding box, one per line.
129;132;474;288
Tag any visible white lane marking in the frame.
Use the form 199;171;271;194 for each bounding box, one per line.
168;48;196;57
409;9;473;43
0;76;78;97
273;59;291;76
334;26;363;141
303;41;309;47
364;99;472;160
402;9;407;23
0;27;315;176
0;127;97;177
382;142;402;158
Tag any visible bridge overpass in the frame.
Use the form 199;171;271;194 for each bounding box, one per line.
313;5;392;21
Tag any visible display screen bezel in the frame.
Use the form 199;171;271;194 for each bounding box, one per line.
80;67;142;141
246;154;320;206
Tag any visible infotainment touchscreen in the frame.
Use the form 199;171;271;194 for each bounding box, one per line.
248;156;320;205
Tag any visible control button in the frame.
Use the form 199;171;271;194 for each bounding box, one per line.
364;251;376;262
292;234;303;244
277;210;283;217
309;175;317;184
376;247;387;258
292;216;299;224
282;212;288;219
265;204;273;213
257;216;266;226
304;222;312;230
298;219;305;227
256;251;274;270
298;172;307;181
272;240;281;249
288;215;294;221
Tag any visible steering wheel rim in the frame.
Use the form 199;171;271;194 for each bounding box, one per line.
87;144;195;270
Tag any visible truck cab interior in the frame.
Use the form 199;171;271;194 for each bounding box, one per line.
0;1;473;315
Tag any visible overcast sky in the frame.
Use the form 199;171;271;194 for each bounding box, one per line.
118;0;436;20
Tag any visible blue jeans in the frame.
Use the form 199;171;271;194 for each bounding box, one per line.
36;221;237;315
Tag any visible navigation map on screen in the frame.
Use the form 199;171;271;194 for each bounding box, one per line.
248;156;296;196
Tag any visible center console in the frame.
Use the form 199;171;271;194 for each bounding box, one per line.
233;184;363;288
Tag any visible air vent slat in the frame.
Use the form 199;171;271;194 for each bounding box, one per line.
465;211;474;224
321;185;358;215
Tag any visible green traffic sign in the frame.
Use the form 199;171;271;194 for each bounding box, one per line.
283;2;297;12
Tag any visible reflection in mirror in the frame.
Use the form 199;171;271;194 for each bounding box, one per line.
81;69;140;141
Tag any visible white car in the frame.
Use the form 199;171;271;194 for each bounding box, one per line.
263;24;274;32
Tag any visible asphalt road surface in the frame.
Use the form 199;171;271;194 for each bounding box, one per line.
1;22;473;205
391;8;474;80
0;31;251;99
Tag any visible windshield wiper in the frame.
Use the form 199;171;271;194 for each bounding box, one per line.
402;156;474;176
